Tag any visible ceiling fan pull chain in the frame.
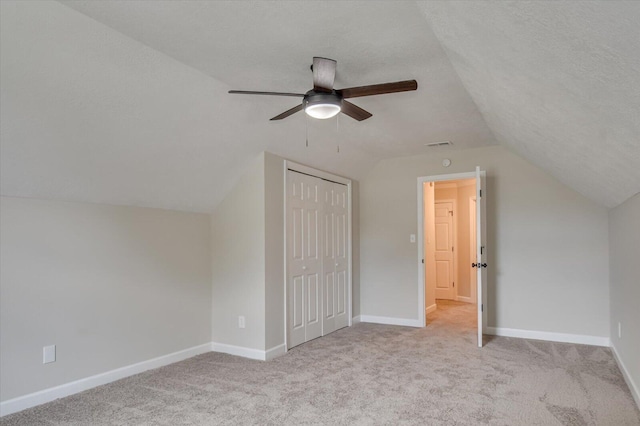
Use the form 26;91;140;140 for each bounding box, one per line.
305;113;309;148
336;114;340;153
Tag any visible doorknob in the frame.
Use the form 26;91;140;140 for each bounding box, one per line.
335;263;339;267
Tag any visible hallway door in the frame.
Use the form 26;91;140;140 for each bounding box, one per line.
475;167;487;347
435;201;455;300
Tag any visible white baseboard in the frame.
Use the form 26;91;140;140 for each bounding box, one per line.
485;327;610;347
265;344;286;361
426;304;437;314
210;342;287;361
0;343;212;417
352;315;361;324
210;342;267;360
456;296;473;303
611;344;640;409
360;315;422;328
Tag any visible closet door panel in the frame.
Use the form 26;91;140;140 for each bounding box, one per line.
287;171;322;348
322;181;336;335
333;182;349;330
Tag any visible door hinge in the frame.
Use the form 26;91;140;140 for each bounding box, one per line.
422;259;424;264
479;189;482;197
481;246;484;255
453;282;455;287
452;246;454;252
481;304;484;312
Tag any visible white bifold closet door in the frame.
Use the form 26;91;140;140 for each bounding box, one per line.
287;170;349;349
322;179;349;335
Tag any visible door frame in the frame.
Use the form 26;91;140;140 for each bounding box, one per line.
417;171;486;334
434;198;458;301
283;160;353;352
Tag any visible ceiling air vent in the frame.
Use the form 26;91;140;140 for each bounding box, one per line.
424;141;453;148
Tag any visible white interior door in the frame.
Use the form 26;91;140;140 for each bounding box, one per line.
322;181;336;335
287;171;323;349
434;202;455;300
475;167;487;347
469;198;477;304
322;180;349;335
332;182;349;331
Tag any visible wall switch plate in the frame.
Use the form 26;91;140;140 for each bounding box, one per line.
238;316;245;329
410;234;416;243
43;345;56;364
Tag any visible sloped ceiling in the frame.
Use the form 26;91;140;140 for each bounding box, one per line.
1;1;638;212
418;1;640;208
1;1;493;212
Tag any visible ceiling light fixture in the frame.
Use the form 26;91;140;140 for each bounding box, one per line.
304;93;342;119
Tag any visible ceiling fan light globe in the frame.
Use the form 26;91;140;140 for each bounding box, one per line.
305;103;341;119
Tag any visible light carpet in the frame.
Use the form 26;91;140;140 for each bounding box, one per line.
2;301;638;425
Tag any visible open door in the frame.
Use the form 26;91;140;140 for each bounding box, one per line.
475;166;487;347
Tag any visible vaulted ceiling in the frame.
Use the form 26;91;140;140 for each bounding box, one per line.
1;1;638;211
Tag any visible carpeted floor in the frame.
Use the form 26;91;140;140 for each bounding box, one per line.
2;301;639;425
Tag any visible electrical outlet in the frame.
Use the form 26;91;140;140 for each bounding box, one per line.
618;322;622;339
238;316;245;329
43;345;56;364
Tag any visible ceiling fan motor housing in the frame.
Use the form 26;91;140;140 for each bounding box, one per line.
303;91;343;119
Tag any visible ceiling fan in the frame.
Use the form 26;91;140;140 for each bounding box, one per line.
229;57;418;121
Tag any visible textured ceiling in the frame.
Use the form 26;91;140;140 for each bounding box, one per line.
1;1;637;212
418;1;640;208
1;1;493;212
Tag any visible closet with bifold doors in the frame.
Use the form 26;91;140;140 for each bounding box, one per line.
286;169;350;349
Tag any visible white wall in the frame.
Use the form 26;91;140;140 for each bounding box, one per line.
264;152;285;350
360;146;610;338
0;197;212;401
211;154;266;351
352;181;361;318
609;192;640;403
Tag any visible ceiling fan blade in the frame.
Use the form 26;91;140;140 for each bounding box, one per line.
313;57;337;93
270;104;304;121
338;80;417;99
229;90;304;97
341;101;372;121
